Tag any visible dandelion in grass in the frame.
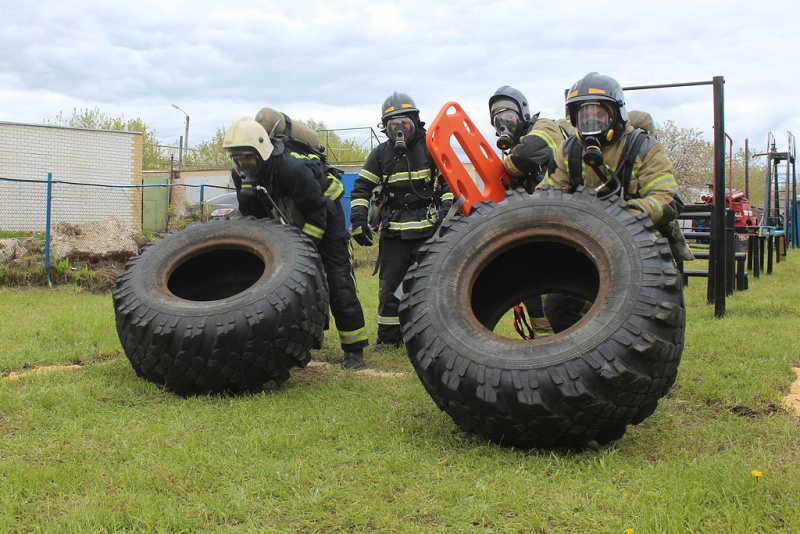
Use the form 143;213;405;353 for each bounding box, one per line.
751;469;762;481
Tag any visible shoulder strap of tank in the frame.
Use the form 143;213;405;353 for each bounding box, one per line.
271;112;328;162
617;128;648;196
377;142;397;185
565;135;583;188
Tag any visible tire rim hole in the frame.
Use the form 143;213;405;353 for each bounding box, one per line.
168;248;265;301
469;241;600;339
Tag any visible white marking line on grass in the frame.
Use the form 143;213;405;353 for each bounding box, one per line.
304;360;406;378
2;365;82;381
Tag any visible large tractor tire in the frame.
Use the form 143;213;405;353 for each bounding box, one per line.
399;187;684;448
113;217;329;396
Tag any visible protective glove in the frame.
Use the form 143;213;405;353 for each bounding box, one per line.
350;221;373;247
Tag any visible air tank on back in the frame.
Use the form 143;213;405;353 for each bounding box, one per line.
255;108;323;151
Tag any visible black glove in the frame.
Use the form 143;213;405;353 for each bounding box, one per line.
350;221;373;247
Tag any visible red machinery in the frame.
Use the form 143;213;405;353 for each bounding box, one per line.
695;186;758;228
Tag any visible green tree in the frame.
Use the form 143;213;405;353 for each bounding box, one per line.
654;120;767;205
50;107;167;170
654;119;711;201
184;126;229;169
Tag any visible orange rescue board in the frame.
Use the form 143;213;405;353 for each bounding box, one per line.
426;101;508;215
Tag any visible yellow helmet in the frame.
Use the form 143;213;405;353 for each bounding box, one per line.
222;117;274;161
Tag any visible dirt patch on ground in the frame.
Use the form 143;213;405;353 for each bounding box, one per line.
782;368;800;416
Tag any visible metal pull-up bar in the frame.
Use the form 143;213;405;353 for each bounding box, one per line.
623;77;727;317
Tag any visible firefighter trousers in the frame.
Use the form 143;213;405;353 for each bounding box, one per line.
376;235;426;346
317;201;369;352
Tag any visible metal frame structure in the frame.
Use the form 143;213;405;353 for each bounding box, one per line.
623;77;728;316
761;132;797;245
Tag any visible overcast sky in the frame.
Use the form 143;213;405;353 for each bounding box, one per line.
2;0;799;159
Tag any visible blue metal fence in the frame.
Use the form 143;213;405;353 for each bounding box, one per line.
1;173;361;272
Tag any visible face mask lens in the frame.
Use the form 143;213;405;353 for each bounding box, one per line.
577;103;611;136
493;109;520;135
230;154;258;175
387;117;415;140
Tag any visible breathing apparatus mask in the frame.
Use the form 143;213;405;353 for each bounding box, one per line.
492;109;521;151
386;116;416;156
577;102;615;145
229;151;264;186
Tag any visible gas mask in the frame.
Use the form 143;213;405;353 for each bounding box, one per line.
386;116;416;156
577;102;615;144
492;109;520;151
230;153;263;186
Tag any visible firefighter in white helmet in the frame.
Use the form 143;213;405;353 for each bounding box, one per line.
223;117;369;369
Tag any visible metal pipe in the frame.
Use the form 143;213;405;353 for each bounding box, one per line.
761;133;775;226
725;133;733;196
622;80;715;91
711;76;726;316
745;139;750;200
172;104;190;169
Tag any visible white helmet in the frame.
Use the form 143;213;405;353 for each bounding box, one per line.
223;117;274;162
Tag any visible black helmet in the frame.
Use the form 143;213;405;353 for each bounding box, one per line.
381;92;419;124
489;86;540;150
565;72;628;146
488;85;533;123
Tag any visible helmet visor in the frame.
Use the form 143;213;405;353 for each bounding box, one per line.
576;103;612;137
492;109;520;136
386;116;416;141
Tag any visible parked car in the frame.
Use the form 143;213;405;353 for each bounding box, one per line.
206;192;240;220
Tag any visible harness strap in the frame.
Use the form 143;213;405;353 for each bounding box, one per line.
513;304;534;340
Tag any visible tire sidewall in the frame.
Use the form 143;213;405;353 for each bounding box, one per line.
129;218;305;316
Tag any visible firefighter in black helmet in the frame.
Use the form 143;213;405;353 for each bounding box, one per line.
537;72;688;332
349;92;453;351
540;72;684;228
489;86;576;337
490;85;575;194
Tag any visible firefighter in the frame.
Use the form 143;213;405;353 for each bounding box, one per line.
349;92;453;350
489;85;577;337
223;117;369;369
490;85;574;194
537;72;687;332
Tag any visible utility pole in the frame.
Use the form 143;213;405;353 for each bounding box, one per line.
172;104;190;169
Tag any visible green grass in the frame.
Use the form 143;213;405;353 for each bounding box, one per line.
2;246;800;532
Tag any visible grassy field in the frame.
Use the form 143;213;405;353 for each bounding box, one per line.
1;243;799;533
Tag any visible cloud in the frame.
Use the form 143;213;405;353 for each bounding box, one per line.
1;0;799;155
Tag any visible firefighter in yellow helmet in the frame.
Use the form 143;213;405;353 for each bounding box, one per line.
223;117;369;369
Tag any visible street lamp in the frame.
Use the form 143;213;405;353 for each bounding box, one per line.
171;104;190;169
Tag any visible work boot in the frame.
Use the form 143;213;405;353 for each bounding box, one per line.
341;349;364;370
